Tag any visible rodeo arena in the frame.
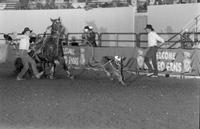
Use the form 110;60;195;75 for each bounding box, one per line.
0;0;199;129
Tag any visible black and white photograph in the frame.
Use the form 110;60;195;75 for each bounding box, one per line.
0;0;199;129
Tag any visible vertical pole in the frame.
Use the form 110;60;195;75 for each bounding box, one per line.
99;33;102;47
136;33;140;47
194;16;199;42
116;33;119;56
66;33;69;46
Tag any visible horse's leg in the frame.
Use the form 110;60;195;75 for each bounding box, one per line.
42;62;47;78
49;62;56;79
120;59;125;83
58;56;74;79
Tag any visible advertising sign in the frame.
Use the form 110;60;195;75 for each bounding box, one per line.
136;48;200;76
63;47;86;66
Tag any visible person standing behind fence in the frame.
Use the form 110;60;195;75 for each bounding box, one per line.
13;27;44;80
82;26;97;47
82;26;90;46
88;26;97;47
144;24;165;77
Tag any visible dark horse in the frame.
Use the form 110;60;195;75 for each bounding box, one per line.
39;17;72;79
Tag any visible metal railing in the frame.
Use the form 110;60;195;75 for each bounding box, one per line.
1;32;200;49
100;32;137;47
66;32;100;46
139;32;200;49
158;15;200;48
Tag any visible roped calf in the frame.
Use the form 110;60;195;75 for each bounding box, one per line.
89;56;126;85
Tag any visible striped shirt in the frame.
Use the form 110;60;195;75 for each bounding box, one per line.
16;35;30;50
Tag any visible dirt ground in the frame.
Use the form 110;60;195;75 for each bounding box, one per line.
0;63;199;129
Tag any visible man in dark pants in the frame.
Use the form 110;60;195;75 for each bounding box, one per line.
144;24;165;77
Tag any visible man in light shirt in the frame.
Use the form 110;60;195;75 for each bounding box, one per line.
14;27;43;80
144;24;165;77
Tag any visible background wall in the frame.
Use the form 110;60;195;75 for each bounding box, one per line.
148;3;200;33
134;14;147;33
0;7;135;34
0;7;136;46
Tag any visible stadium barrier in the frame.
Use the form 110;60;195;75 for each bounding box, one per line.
138;32;200;49
99;33;138;47
62;46;200;76
1;32;200;77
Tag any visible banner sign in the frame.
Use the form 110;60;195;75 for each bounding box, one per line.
136;48;200;76
63;46;86;66
157;49;200;75
0;44;8;63
157;50;182;73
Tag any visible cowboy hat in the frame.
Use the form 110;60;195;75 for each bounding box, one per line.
88;26;93;30
22;27;32;34
144;24;154;31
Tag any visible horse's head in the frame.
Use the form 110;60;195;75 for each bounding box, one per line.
50;17;62;35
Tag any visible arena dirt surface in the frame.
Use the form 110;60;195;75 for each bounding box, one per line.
0;63;199;129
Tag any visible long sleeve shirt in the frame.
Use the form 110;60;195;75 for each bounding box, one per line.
148;31;165;47
16;35;30;50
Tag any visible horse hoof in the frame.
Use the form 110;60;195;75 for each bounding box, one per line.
49;76;54;80
120;81;126;86
69;75;74;80
110;78;114;81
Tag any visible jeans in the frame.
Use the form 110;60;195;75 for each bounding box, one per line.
144;46;158;75
18;50;40;78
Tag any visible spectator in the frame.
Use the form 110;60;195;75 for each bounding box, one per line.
19;0;29;9
82;26;97;47
155;0;163;4
82;26;90;46
88;26;97;47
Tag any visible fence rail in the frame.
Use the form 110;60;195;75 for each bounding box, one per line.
1;32;200;49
